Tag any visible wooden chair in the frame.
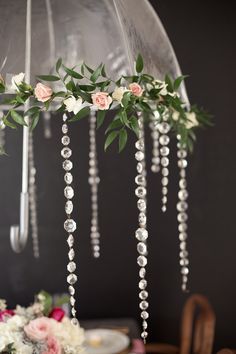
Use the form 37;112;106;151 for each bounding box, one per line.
217;350;236;354
145;294;215;354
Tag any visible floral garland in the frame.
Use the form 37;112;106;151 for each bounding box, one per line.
0;54;211;154
0;291;84;354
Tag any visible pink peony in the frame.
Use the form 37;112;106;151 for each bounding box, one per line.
0;309;14;322
24;317;52;342
92;92;112;110
34;83;53;102
129;82;143;97
49;307;65;322
42;336;62;354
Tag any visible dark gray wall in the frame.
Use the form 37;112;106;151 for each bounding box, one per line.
0;0;235;350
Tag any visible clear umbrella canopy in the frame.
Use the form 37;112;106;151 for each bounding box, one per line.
0;0;189;104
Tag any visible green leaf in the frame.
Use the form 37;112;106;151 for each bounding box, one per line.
30;112;40;131
173;75;188;91
130;116;139;137
3;117;17;129
66;80;76;92
69;106;90;122
56;57;62;73
37;75;60;81
97;110;106;129
90;63;103;83
84;63;94;74
0;82;5;93
38;290;53;316
104;130;119;150
136;54;144;73
62;65;83;79
78;84;96;92
101;64;107;77
119;129;128;152
24;106;41;117
11;110;27;126
76;88;92;103
121;91;131;108
54;294;69;307
121;110;130;127
16;96;25;104
165;74;173;92
105;118;123;133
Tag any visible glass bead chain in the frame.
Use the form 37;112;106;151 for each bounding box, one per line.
149;111;160;173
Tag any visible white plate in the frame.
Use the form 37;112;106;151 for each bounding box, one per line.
84;329;130;354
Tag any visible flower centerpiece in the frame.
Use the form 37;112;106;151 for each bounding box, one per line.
0;291;84;354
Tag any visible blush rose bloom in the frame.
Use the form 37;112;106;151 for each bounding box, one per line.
42;336;62;354
129;83;143;97
34;83;53;102
24;317;52;342
92;92;112;110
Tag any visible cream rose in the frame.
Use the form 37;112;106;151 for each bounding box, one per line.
24;317;52;342
34;83;53;102
185;112;199;129
64;96;83;115
129;82;143;97
112;87;128;104
11;72;25;91
92;92;112;110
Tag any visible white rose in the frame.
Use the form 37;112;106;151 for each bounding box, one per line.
11;72;25;91
185;112;199;129
112;87;128;104
172;111;180;121
52;317;84;350
64;96;83;115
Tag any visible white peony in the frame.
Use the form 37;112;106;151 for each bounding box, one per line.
185;112;199;129
64;96;83;115
112;86;128;104
51;317;84;351
11;72;25;90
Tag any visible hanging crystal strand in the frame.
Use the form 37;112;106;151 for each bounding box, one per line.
88;110;100;258
61;113;78;325
43;111;52;139
158;110;171;212
176;135;189;293
135;113;149;343
28;132;40;258
149;111;161;173
0;111;5;152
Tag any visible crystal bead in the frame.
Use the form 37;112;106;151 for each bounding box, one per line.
139;279;147;289
152;156;160;165
63;160;73;171
152;149;159;157
151;165;160;173
162;196;167;204
137;162;143;174
178;190;188;201
162;167;169;176
68;249;75;260
64;219;76;233
179;232;187;241
139;212;147;226
139;268;146;279
61;135;70;146
68;286;75;295
178;223;188;232
61;147;72;159
70;296;76;306
64;172;73;184
179;179;187;189
162;177;168;186
180;241;186;250
135;139;144;150
71;307;77;316
177;150;187;159
137;256;147;267
141;331;148;339
137;242;147;255
142;320;148;329
182;275;188;283
178;212;188;222
135;187;147;198
161;157;169;167
159;134;170;145
162;187;168;195
135;175;145;186
178;159;188;169
162;205;167;212
67;273;77;285
140;301;149;310
180;250;188;258
160;146;170;156
67;261;76;273
65;201;73;214
137;199;146;211
139;290;148;300
63;114;68;122
67;234;74;247
135;151;144;161
180;258;189;266
151;131;159;139
158;122;170;134
182;283;187;292
141;311;149;320
136;228;148;241
181;267;189;275
64;186;74;199
177;201;188;211
62;124;68;134
180;169;186;178
71;318;79;326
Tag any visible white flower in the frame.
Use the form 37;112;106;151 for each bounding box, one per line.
112;86;128;104
185;112;199;129
11;72;25;91
153;79;168;96
64;96;83;115
0;299;7;311
172;111;180;121
51;317;84;351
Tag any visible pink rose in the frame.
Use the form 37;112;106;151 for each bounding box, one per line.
92;92;112;110
42;336;62;354
0;310;14;322
49;307;65;322
35;83;53;102
129;83;143;97
24;317;52;342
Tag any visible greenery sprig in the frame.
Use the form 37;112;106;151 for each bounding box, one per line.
0;54;211;154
